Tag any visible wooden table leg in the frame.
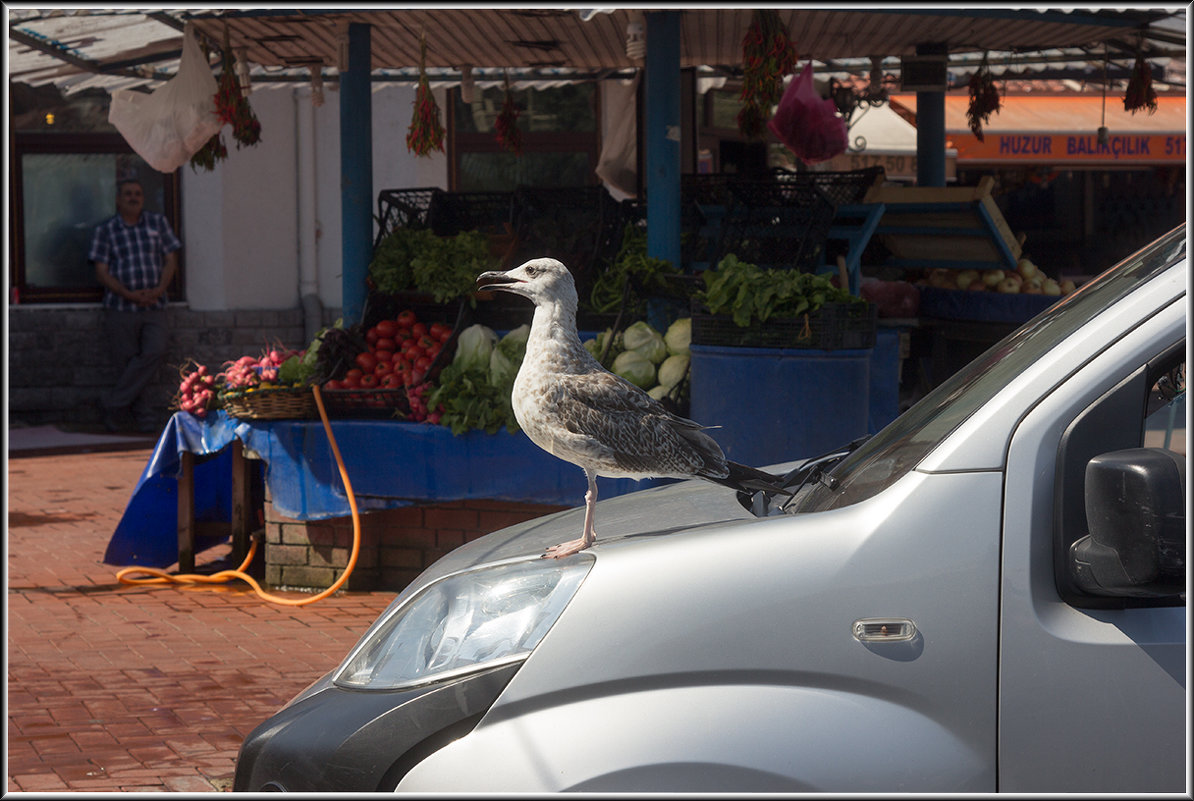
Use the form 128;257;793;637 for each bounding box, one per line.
177;450;195;573
230;439;251;564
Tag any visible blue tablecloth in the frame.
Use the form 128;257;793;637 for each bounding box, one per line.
104;411;661;567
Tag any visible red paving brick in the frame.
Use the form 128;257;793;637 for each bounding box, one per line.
7;448;396;792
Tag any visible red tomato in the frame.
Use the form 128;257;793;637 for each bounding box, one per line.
425;343;441;360
414;355;433;372
354;351;379;372
380;372;402;389
396;328;412;342
374;349;394;363
375;319;399;339
374;360;393;376
390;350;406;364
429;322;450;340
324;379;344;390
375;337;396;353
411;322;428;338
406;345;426;362
345;368;364;381
343;372;362;389
436;328;453;343
365;327;381;346
360;373;379;389
397;310;416;328
417;334;437;350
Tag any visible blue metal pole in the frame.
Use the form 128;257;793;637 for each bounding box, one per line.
644;11;681;268
340;22;373;325
915;42;947;187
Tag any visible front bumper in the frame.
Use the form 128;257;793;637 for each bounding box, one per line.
233;662;521;792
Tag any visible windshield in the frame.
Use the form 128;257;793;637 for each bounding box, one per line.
789;224;1187;514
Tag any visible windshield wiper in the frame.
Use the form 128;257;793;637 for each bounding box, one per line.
743;435;871;516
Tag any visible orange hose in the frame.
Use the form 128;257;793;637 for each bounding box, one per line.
115;384;362;606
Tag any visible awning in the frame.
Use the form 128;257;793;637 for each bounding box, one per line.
890;94;1186;166
816;102;957;180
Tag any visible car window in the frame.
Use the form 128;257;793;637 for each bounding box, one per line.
1144;361;1186;457
790;225;1187;514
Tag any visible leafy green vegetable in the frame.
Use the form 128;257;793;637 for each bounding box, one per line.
612;349;656;389
427;362;517;435
453;324;498;373
370;228;498;303
587;223;681;316
697;254;862;327
489;324;529;394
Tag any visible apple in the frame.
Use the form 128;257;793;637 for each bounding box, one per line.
982;269;1005;287
1005;272;1024;287
927;269;953;289
956;269;980;290
1016;258;1039;281
1022;277;1044;295
1042;278;1062;296
967;277;988;291
1060;279;1076;295
997;277;1021;294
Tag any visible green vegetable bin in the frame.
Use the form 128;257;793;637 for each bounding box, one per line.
689;344;871;467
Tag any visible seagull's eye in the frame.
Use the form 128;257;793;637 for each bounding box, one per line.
525;265;538;277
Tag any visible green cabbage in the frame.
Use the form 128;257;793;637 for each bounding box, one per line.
623;320;661;351
489;324;530;391
657;353;690;390
647;385;670;401
613;349;656;389
453;324;498;374
664;317;692;356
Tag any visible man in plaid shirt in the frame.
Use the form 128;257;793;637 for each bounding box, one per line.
89;178;182;433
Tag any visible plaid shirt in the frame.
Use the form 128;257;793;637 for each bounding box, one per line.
89;211;182;311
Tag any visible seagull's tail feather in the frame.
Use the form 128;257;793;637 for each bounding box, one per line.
706;460;794;496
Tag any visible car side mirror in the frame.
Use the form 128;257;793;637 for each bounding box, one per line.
1068;448;1185;599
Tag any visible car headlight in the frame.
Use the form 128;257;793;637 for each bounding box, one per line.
334;555;593;690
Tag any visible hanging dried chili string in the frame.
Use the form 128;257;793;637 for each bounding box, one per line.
189;28;260;171
966;53;1001;142
406;32;445;157
494;73;522;155
1123;51;1158;114
737;9;797;139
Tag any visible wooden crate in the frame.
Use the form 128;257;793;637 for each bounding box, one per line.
864;176;1023;269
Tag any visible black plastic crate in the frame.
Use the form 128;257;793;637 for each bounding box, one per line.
374;188;436;247
692;301;877;350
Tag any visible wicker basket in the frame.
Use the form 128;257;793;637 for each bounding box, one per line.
692;302;877;350
220;386;318;420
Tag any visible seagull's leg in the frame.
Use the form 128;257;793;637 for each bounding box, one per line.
543;469;599;559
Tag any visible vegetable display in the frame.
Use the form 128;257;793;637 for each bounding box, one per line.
427;324;530;435
582;316;692;409
922;258;1076;296
369;228;497;303
697;254;862;327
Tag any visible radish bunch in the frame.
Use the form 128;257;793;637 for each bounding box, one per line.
175;363;218;417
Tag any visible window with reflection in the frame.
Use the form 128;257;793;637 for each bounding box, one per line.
450;83;599;191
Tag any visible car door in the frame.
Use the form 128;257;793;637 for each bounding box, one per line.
996;295;1185;792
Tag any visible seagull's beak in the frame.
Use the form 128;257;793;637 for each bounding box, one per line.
476;270;522;291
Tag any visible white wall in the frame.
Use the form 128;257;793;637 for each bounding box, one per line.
180;83;450;312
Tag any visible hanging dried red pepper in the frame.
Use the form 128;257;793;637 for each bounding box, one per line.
406;32;445;157
494;73;523;155
190;29;260;171
966;54;1002;142
737;9;797;139
1123;51;1158;114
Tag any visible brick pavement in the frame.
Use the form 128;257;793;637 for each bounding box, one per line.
7;447;395;792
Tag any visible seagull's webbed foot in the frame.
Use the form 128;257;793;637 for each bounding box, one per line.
541;535;593;559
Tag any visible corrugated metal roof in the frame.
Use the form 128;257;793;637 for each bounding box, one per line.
890;93;1187;134
7;7;1187;94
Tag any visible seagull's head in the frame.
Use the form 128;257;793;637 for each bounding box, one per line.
476;258;576;306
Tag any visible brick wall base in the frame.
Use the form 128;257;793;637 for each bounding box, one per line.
263;488;569;592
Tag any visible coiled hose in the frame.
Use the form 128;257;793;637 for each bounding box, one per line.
115;384;361;606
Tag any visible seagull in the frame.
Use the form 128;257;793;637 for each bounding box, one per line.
476;257;790;559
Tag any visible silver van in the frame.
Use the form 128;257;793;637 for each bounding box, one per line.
234;224;1186;793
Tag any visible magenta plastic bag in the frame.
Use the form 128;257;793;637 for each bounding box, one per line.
767;61;848;164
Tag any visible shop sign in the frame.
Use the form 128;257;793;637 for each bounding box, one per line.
820;150;956;181
952;132;1186;164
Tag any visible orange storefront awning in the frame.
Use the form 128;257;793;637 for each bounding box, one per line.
889;94;1186;166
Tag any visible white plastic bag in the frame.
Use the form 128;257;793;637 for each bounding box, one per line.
108;25;222;173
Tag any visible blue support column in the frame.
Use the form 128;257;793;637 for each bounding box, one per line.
915;42;947;188
644;11;682;268
340;22;373;324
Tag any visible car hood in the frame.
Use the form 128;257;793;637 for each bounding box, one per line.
425;476;759;581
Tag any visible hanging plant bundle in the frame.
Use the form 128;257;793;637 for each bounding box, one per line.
737;9;797;139
1124;52;1158;114
966;58;1002;141
215;32;261;149
494;77;523;155
406;34;445;157
190;131;228;172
